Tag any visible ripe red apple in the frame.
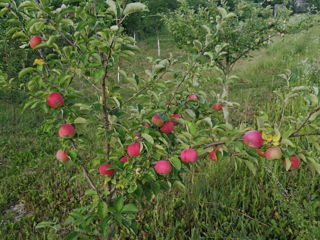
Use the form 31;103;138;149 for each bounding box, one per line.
68;12;74;17
265;146;282;160
160;121;174;134
213;103;223;111
144;123;151;128
56;149;68;162
152;114;164;127
98;163;114;177
243;130;263;149
284;156;300;170
47;92;64;108
256;149;266;158
209;149;217;161
187;94;197;101
127;142;140;157
120;156;128;162
59;124;75;138
29;35;42;49
169;114;180;125
155;160;172;176
180;149;198;162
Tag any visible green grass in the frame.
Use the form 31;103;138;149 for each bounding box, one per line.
1;25;320;239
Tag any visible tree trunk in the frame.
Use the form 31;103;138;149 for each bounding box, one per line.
223;63;231;124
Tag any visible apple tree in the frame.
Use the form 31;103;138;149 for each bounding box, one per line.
0;0;319;239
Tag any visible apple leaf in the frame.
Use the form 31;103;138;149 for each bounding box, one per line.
122;203;138;214
142;133;154;145
170;156;181;171
123;3;148;16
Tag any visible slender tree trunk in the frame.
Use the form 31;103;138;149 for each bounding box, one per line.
223;63;231;124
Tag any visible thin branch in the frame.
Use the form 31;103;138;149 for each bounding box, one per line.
278;100;287;130
289;106;320;137
109;71;167;112
70;139;102;200
290;132;320;137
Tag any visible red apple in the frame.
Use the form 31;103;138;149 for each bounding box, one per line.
180;149;198;162
169;114;180;125
120;156;128;162
290;156;300;170
59;124;75;138
127;142;140;157
68;12;74;17
47;92;64;108
209;149;217;161
155;160;172;176
256;149;266;158
98;163;114;177
213;103;223;111
29;36;42;49
265;146;282;160
152;114;164;127
187;94;197;101
243;130;263;149
144;123;151;128
56;149;68;162
160;122;174;134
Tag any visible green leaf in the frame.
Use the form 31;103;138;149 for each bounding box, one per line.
0;8;7;17
36;221;54;229
186;121;197;136
141;133;154;145
193;40;202;51
74;117;87;124
185;109;195;119
19;0;38;10
114;197;124;212
243;160;256;176
98;201;108;219
217;7;227;18
284;157;291;171
169;156;181;171
65;232;79;240
18;67;36;78
281;138;295;147
12;31;28;40
309;161;320;174
93;69;104;82
123;3;148;16
122;203;138;214
128;182;137;193
106;0;117;16
85;189;98;197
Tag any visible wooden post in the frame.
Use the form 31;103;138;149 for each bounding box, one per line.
117;65;120;83
156;30;160;57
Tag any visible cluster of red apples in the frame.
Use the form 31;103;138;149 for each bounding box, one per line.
45;53;298;180
243;130;300;170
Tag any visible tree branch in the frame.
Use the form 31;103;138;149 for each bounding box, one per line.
70;139;102;200
289;106;320;138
